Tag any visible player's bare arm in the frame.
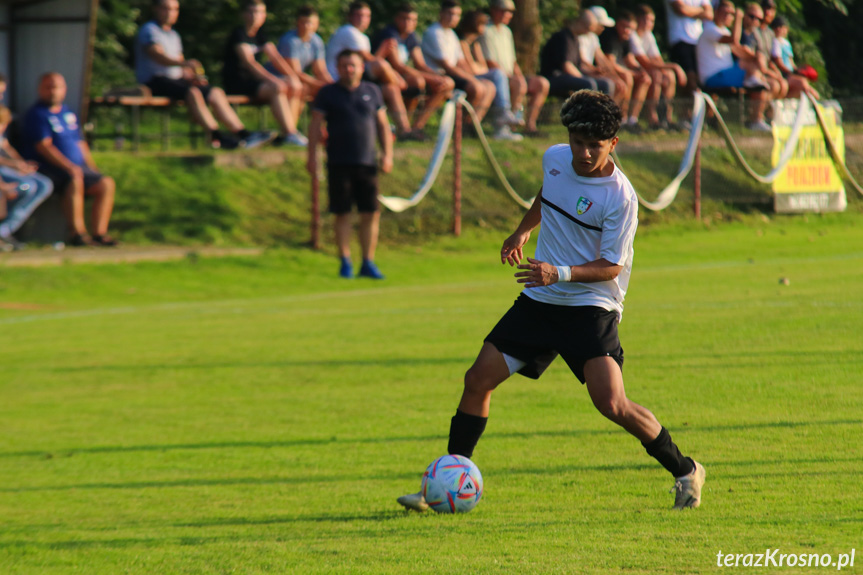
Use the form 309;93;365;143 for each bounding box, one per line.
501;188;543;266
515;257;622;288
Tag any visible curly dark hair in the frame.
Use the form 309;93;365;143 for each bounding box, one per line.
559;89;622;140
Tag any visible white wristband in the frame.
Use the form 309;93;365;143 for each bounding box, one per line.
555;265;571;283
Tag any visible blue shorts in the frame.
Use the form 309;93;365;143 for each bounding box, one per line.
703;63;745;89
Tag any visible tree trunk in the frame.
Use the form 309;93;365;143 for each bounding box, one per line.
510;0;542;75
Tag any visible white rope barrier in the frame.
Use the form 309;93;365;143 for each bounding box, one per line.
379;89;858;216
377;93;458;213
701;92;810;184
459;97;535;209
807;92;863;197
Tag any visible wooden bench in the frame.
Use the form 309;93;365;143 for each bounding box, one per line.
88;90;265;151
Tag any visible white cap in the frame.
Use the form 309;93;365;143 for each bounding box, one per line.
588;6;615;27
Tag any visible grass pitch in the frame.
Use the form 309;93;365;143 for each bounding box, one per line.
1;217;861;574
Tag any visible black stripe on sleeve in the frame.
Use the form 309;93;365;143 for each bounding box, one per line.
541;197;602;232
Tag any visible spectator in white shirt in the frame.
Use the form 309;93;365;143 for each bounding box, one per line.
696;0;770;130
326;1;415;139
631;4;688;130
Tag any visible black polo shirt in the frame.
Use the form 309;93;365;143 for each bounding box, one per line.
313;81;384;167
540;28;581;79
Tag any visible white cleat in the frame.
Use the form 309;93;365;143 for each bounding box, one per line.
397;492;429;512
672;460;706;509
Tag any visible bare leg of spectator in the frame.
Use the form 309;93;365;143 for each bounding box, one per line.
413;74;453;131
64;175;88;238
206;87;246;133
371;61;412;136
258;81;298;136
359;211;379;262
185;87;221;131
526;76;549;132
509;74;527;115
87;177;115;237
627;71;652;125
335;213;352;259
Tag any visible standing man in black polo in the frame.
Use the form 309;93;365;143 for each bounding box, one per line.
307;49;393;280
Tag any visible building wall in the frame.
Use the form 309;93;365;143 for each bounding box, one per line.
1;0;93;116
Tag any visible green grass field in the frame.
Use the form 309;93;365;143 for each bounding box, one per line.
1;216;862;574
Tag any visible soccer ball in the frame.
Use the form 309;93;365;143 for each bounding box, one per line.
421;455;483;513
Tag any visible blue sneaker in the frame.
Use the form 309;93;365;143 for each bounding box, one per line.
339;257;354;279
241;130;276;149
359;259;385;280
272;131;308;147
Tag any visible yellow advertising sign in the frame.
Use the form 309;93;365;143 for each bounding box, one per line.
772;100;846;212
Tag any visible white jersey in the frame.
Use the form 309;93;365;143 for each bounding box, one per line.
666;0;711;46
525;144;639;319
326;24;371;79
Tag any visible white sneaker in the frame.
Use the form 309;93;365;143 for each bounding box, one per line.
746;120;772;132
492;126;524;142
743;76;769;90
671;460;706;509
397;491;428;512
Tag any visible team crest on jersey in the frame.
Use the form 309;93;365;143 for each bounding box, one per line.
576;197;593;215
549;168;560;176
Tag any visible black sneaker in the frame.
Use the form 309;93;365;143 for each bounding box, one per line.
68;233;95;247
92;234;119;247
0;235;26;251
211;131;240;150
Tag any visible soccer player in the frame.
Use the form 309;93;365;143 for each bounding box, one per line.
398;90;705;511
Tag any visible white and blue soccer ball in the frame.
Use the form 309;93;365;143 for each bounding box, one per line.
421;455;483;513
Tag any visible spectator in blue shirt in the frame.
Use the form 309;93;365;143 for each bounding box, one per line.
275;5;333;104
20;72;116;247
307;49;393;280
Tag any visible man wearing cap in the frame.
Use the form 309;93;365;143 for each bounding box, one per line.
665;0;713;94
578;7;628;107
480;0;549;136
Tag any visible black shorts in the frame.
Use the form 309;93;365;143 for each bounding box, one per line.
225;77;263;98
485;293;624;383
38;164;104;195
146;76;213;101
448;75;471;92
669;42;698;75
327;164;379;214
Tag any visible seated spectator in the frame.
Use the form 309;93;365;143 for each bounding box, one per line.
136;0;273;149
275;5;333;105
631;4;688;130
0;73;6;103
326;1;415;140
0;105;53;251
600;10;651;131
480;0;549;136
223;0;308;146
20;73;116;246
666;0;713;95
696;1;770;130
540;12;613;99
580;7;627;107
421;0;496;123
770;16;820;99
371;3;454;138
739;2;787;105
456;10;522;141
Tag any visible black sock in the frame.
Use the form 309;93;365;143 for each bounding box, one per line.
447;409;487;459
237;129;251;140
642;427;694;477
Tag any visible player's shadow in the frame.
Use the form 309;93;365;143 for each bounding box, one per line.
1;418;859;461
